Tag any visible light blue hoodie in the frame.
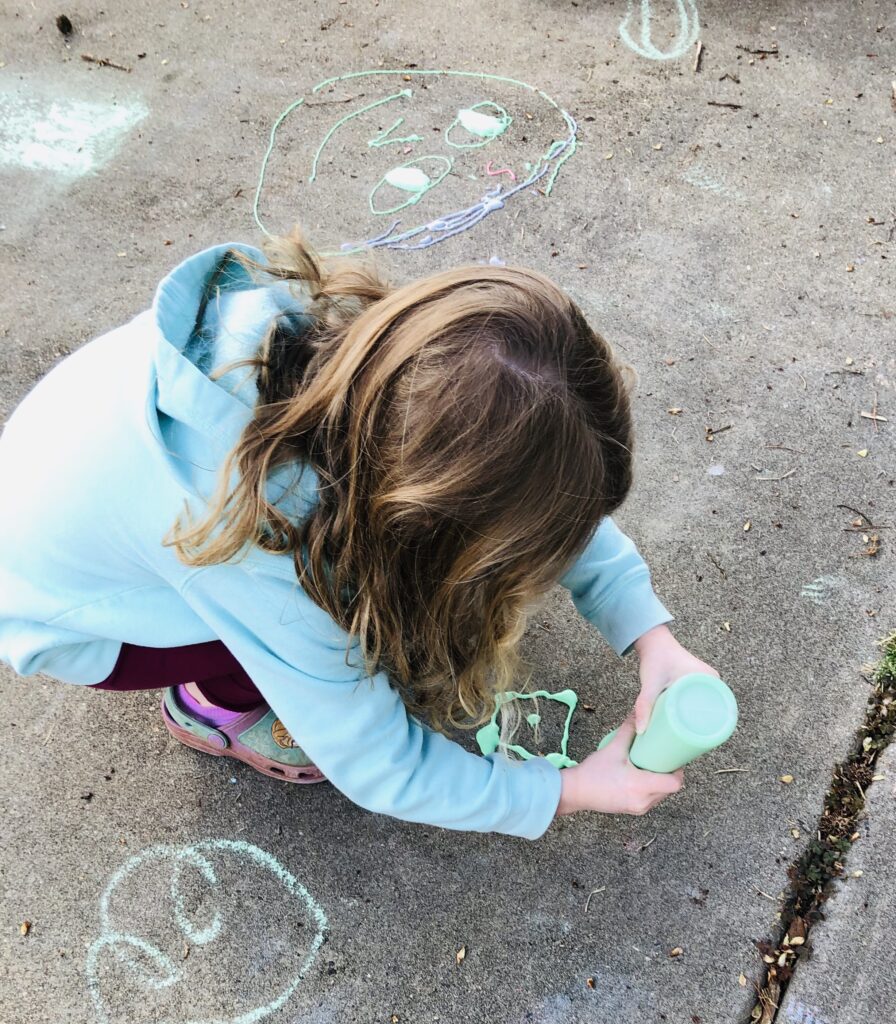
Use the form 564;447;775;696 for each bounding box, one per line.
0;243;672;839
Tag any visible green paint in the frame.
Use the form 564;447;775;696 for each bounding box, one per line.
369;155;452;215
446;102;512;149
476;688;579;769
367;117;423;149
526;713;541;728
253;96;305;235
309;89;412;183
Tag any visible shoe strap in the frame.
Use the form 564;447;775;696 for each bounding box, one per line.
164;687;230;749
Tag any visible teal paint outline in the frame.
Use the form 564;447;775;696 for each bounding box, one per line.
445;101;512;149
85;839;328;1024
252;96;305;236
369;155;453;215
476;688;579;769
309;88;412;183
367;116;423;149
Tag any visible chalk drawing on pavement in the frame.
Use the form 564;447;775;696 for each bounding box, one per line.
800;576;846;606
0;87;146;176
85;840;328;1024
619;0;701;61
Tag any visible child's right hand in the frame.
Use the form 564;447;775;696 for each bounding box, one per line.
555;716;683;818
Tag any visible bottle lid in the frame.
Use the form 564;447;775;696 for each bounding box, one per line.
666;673;738;746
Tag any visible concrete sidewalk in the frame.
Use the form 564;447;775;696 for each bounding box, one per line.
1;1;894;1022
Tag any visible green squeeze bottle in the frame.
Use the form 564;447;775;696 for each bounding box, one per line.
597;673;738;772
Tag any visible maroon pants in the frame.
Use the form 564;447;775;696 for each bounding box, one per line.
91;641;264;711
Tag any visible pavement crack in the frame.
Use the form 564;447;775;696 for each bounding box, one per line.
748;631;896;1024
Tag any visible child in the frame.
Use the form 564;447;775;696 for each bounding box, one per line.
0;228;717;838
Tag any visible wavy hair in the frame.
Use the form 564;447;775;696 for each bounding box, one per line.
168;227;635;731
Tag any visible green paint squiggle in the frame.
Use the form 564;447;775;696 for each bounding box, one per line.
309;88;411;183
367;116;423;149
476;688;578;769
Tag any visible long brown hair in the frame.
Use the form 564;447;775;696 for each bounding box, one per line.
169;227;634;731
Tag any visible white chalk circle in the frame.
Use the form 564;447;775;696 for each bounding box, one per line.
85;840;328;1024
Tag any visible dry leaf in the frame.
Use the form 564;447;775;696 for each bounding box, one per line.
744;521;752;532
780;774;794;784
20;920;31;936
738;973;747;987
721;622;732;632
789;936;806;946
790;828;800;838
852;870;864;878
670;947;683;957
391;1016;400;1023
788;917;807;940
456;946;466;965
857;449;869;458
653;143;663;150
586;977;596;989
667;407;683;415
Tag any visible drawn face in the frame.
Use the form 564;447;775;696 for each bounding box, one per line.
254;69;577;251
86;841;327;1024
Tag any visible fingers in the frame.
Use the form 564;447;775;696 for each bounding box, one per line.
634;693;652;735
609;715;637;750
637;767;684;795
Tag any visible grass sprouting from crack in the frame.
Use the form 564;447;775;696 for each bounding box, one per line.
750;630;896;1024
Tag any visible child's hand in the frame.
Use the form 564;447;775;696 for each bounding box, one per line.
555;717;683;817
633;624;720;734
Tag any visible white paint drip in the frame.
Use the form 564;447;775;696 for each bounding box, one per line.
85;840;327;1024
384;165;431;192
0;91;146;176
707;464;725;476
457;107;507;138
619;0;701;61
800;576;846;606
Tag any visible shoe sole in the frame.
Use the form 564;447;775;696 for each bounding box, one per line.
162;700;326;785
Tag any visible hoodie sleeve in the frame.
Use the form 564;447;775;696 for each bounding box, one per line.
176;556;562;839
559;517;673;656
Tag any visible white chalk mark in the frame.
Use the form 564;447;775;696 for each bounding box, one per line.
85;840;328;1024
0;92;146;176
619;0;700;61
800;576;846;606
784;1000;833;1024
682;165;746;203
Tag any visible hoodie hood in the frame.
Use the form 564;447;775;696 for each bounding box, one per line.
148;242;317;508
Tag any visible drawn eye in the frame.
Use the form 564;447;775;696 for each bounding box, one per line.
369;155;452;215
445;102;512;149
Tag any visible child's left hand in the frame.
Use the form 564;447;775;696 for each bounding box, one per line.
632;624;719;734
